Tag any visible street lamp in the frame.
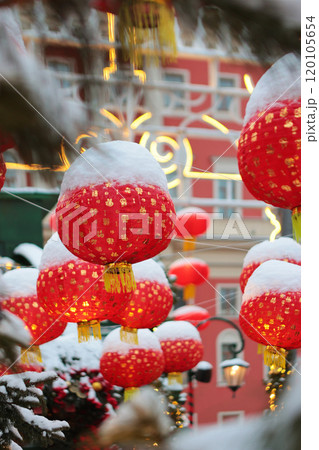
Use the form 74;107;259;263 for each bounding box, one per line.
220;358;250;397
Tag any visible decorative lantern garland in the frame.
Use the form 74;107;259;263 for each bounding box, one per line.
37;233;133;342
239;260;301;370
100;327;165;400
56;141;175;297
0;153;6;191
154;321;204;385
1;268;66;363
175;207;210;251
240;237;301;293
237;54;301;241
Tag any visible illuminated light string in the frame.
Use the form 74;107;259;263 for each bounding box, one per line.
244;74;255;94
264;207;282;241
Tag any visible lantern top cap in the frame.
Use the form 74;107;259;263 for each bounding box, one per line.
243;236;301;268
154;320;202;342
1;267;38;298
60;140;169;195
244;53;301;125
169;257;208;270
133;259;169;285
39;232;77;270
102;327;162;355
172;305;209;317
243;259;301;302
220;358;250;369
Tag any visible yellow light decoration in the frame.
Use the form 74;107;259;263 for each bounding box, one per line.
264;207;282;241
150;141;173;163
130;112;152;130
139;131;150;148
202;115;229;134
244;74;254;94
59;141;70;170
99;108;123;128
163;164;177;174
103;13;117;80
167;178;181;189
133;69;147;83
156;135;179;150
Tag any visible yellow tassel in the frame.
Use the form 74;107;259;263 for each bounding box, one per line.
77;320;101;343
168;372;183;385
20;345;42;364
264;346;287;371
183;238;196;252
104;262;136;294
183;284;196;303
120;326;139;345
292;206;301;243
257;343;265;354
124;387;139;402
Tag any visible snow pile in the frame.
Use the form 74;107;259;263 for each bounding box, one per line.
13;243;43;269
0;268;38;298
195;361;213;370
243;260;301;301
169;257;207;270
243;237;301;268
41;323;102;372
172;305;208;317
133;259;169;285
60;141;169;195
244;53;301;125
220;358;250;368
154;321;201;342
0;310;31;348
102;328;161;355
39;233;77;271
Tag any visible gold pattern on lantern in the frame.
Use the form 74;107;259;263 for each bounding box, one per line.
120;198;128;206
105;199;114;207
265;113;274;123
294;107;301;118
280;107;288;117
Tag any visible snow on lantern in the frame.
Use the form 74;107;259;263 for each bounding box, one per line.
0;154;6;191
168;257;209;303
175;207;210;251
237;54;301;241
56;141;175;297
154;321;203;385
113;258;173;329
1;268;66;363
240;237;301;293
239;260;301;370
37;233;133;342
171;305;210;330
100;327;165;400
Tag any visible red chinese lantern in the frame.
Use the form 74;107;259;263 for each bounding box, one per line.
100;327;164;400
239;260;301;370
90;0;123;14
237;54;301;241
1;268;66;362
168;257;209;302
172;305;210;331
0;153;6;191
113;258;173;329
37;233;133;341
49;211;57;232
175;207;210;251
56;141;175;296
240;237;301;293
154;321;203;384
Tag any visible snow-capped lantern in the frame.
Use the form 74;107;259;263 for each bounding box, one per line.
175;207;210;251
100;327;165;400
154;321;204;384
239;260;301;370
240;237;301;293
113;259;173;329
0;154;6;191
168;258;209;302
237;54;301;241
37;233;133;342
1;268;66;362
56;141;175;296
171;305;210;331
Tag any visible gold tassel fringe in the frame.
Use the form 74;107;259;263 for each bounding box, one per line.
104;262;136;294
183;283;196;302
292;206;301;243
20;345;42;364
183;238;196;252
120;326;139;344
264;346;287;371
168;372;183;385
257;343;265;354
77;320;102;343
124;386;139;402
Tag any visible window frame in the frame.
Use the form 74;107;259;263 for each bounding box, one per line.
217;410;245;424
216;283;241;317
215;72;241;120
212;157;243;217
161;68;190;115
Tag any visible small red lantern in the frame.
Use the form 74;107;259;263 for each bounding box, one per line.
168;257;209;302
100;327;165;400
56;141;175;296
37;233;133;341
175;207;210;251
154;321;203;384
239;260;301;370
113;259;173;329
240;237;301;293
1;268;66;362
237;54;301;241
172;305;210;330
0;154;6;191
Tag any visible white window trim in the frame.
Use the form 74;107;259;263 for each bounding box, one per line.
214;72;241;121
216;283;240;317
212;156;243;216
162;67;190;116
216;328;244;386
46;57;79;99
217;410;245;424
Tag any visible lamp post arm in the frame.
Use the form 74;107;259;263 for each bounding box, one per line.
196;316;245;357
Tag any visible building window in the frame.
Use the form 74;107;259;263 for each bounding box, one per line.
47;59;74;90
217;329;243;385
217;284;240;317
163;71;186;110
213;157;242;217
217;179;237;218
216;76;236;112
217;411;244;424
